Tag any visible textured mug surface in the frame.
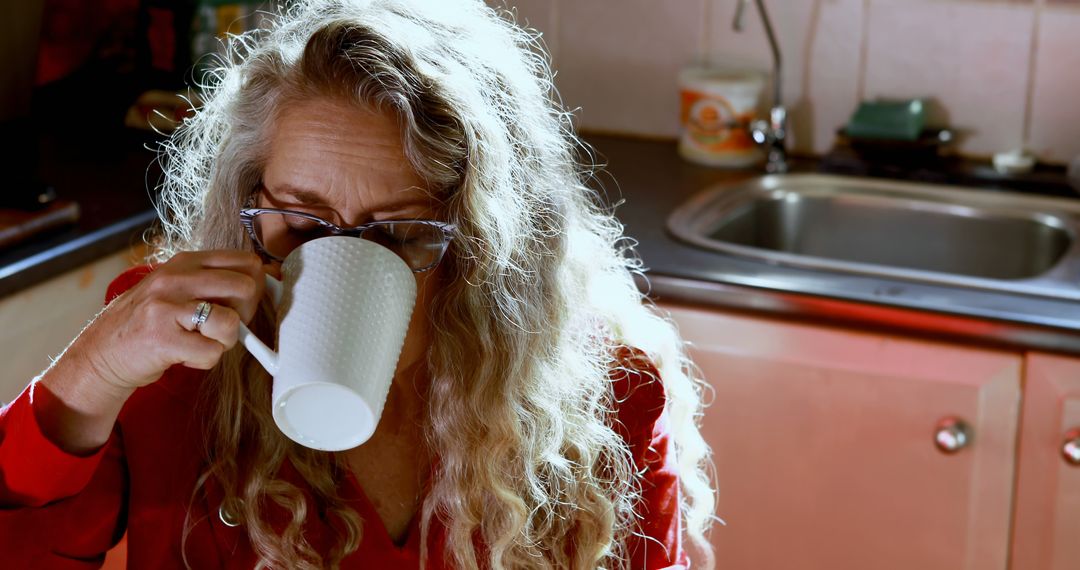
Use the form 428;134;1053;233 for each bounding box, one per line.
269;236;417;451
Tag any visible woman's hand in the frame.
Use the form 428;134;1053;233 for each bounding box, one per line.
33;250;267;454
77;250;267;391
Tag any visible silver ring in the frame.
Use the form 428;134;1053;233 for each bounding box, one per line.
192;301;212;332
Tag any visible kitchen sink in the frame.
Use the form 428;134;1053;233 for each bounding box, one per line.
667;174;1080;301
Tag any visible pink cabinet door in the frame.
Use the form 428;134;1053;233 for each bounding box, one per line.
1011;353;1080;570
661;303;1021;570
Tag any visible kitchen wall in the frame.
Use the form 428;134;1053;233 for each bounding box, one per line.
485;0;1080;164
0;248;142;405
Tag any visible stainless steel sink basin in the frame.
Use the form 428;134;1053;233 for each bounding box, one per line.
667;174;1080;301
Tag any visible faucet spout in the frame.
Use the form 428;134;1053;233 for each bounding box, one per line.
733;0;781;105
732;0;749;32
734;0;788;173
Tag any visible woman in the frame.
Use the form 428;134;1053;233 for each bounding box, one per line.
0;0;715;568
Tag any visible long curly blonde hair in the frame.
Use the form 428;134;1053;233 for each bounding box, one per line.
150;0;715;567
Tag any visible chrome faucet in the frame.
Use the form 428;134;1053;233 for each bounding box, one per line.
733;0;788;173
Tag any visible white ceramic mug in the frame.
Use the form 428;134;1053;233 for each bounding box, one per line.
237;236;417;451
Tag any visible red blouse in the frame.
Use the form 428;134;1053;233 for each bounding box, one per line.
0;265;688;569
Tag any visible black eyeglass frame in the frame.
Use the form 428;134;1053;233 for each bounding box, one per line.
239;206;457;273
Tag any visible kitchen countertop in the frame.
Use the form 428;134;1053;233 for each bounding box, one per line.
4;130;1079;354
586;134;1080;355
0;127;159;298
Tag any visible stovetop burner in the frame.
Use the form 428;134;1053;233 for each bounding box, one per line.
817;145;1078;200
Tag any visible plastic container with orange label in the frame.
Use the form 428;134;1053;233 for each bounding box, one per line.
678;68;765;168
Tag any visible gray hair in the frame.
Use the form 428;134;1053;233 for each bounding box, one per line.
152;1;715;568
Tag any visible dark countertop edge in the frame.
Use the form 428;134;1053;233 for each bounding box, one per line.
640;272;1080;356
0;209;157;298
640;251;1080;332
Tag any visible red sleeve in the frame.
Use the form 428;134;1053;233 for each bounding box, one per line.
610;346;690;570
0;264;152;565
0;385;117;508
0;387;129;566
105;264;154;304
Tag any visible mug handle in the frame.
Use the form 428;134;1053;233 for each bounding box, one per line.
237;274;284;375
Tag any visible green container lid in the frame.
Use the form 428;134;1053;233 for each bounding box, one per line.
845;99;926;142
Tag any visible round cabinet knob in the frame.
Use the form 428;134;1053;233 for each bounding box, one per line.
935;418;971;454
1063;429;1080;466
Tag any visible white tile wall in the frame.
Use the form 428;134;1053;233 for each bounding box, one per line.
488;0;1079;165
556;0;708;138
862;0;1033;157
1028;7;1080;164
485;0;559;61
805;0;865;155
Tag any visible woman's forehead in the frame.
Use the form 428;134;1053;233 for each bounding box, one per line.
262;98;431;216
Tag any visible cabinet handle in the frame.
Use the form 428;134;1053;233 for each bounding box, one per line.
1064;429;1080;466
934;418;971;454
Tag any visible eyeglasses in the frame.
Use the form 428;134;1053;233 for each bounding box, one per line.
240;199;456;273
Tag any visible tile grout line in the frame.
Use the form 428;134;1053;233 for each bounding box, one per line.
548;0;564;130
550;0;560;67
800;0;823;111
702;0;713;66
855;0;871;103
1021;0;1043;151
